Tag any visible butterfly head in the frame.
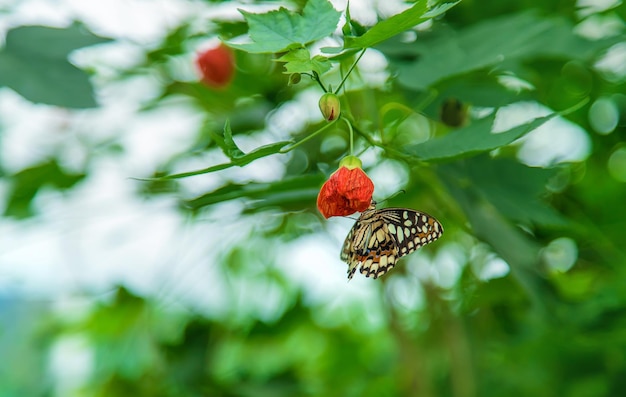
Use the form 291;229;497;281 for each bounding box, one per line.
357;200;378;218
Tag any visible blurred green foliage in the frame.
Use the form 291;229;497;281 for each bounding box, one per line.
1;0;626;396
0;24;111;108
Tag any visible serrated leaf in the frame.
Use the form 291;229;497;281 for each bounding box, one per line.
342;2;367;37
275;48;331;75
342;5;353;37
228;0;341;54
206;127;227;154
343;1;461;49
0;24;112;108
207;120;246;160
403;112;556;162
222;120;245;159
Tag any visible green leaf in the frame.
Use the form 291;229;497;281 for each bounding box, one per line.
183;173;324;210
403;112;556;162
206;122;231;157
228;0;341;54
0;24;112;108
390;12;621;90
422;75;532;120
440;168;558;311
4;160;85;218
159;141;290;180
275;48;331;75
465;201;556;310
443;156;568;227
421;1;462;18
221;120;246;159
342;2;367;37
343;1;461;49
84;287;167;379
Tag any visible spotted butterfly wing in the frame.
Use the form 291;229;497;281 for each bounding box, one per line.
341;203;443;279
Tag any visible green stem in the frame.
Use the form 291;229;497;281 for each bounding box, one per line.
334;48;366;94
558;97;590;116
351;122;421;163
379;102;415;120
378;102;415;144
341;116;354;155
414;89;439;112
279;119;338;153
304;71;328;92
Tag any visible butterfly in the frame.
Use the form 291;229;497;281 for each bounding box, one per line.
340;201;443;280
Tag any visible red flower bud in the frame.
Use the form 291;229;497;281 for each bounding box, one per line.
317;156;374;218
195;43;235;89
318;92;341;121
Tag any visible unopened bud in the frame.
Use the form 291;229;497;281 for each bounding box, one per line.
289;73;301;85
319;92;341;121
440;98;469;127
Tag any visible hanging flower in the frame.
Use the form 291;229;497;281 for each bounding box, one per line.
195;43;235;89
317;156;374;218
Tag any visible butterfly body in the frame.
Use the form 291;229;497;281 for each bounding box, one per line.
340;202;443;279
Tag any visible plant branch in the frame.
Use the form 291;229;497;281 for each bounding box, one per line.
334;48;366;94
351;121;426;165
304;71;328;92
279;119;338;153
341;116;354;155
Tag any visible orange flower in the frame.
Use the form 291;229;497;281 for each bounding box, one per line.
317;156;374;218
195;43;235;89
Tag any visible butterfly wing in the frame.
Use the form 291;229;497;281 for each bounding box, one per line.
341;216;399;280
374;208;444;257
340;220;377;279
340;222;357;262
341;208;443;280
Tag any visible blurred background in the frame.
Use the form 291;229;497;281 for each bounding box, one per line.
1;0;625;396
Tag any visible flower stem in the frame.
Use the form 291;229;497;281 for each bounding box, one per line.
279;119;338;153
341;116;354;155
334;48;366;94
414;88;439;112
378;102;415;144
304;71;328;92
379;102;415;120
351;121;425;164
